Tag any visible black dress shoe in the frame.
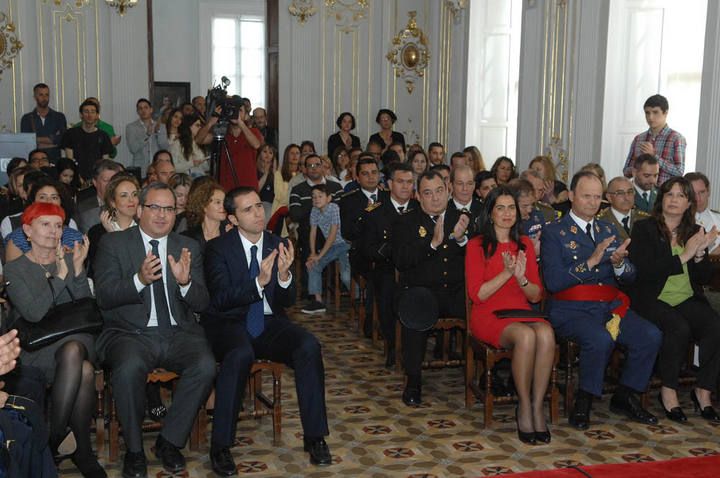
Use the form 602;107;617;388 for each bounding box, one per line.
658;393;687;423
569;393;592;430
514;407;536;445
691;389;720;421
122;451;147;478
210;446;238;476
303;438;332;466
154;435;186;473
402;385;422;406
609;393;658;425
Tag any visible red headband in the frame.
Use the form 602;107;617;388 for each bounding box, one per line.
21;202;66;226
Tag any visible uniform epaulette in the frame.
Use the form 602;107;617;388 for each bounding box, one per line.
635;209;651;218
340;189;360;199
365;202;382;212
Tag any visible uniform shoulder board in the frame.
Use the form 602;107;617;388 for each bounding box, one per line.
402;207;414;214
365;202;382;213
340;189;360;199
636;209;651;218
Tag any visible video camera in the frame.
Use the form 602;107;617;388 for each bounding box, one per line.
205;77;241;133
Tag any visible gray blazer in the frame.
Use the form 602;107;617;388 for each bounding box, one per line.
93;226;209;353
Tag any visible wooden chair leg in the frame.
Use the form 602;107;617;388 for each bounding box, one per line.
109;391;119;463
272;366;282;446
465;344;476;408
95;371;105;453
484;352;495;428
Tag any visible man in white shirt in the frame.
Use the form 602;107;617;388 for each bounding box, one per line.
687;172;720;254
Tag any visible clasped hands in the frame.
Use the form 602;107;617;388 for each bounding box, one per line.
430;214;470;249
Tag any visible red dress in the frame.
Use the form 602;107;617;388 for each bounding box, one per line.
465;236;545;347
219;127;263;191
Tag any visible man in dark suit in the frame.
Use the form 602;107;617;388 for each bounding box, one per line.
632;154;659;212
76;159;124;233
541;171;661;430
340;156;388;244
203;187;331;474
360;163;417;367
392;170;469;406
448;165;483;237
599;176;650;241
94;182;216;478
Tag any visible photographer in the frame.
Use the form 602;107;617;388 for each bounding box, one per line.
196;96;262;191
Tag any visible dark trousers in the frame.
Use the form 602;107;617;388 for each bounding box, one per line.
102;328;216;452
638;296;720;390
371;269;398;344
205;316;329;447
401;286;466;378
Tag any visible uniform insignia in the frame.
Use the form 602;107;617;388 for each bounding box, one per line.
569;241;577;250
559;229;566;237
418;226;427;238
365;202;381;212
575;263;587;273
606;225;612;234
570;225;578;234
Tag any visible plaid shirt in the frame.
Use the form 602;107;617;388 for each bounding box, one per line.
310;202;346;246
623;125;686;185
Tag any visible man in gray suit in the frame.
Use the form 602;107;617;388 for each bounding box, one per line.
94;182;216;478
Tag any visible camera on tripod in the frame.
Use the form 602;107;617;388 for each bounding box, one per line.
205;76;242;138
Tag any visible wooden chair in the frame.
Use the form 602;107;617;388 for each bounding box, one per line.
106;369;205;462
238;360;283;445
323;260;342;312
394;315;467;371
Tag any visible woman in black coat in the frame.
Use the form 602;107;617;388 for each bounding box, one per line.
628;176;720;423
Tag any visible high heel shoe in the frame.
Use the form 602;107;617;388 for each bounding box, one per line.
515;407;536;445
691;389;720;421
534;428;551;444
658;393;687;423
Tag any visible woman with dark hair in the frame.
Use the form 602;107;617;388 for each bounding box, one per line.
465;186;555;445
169;172;192;233
628;176;720;423
407;149;429;180
475;171;498;201
327;112;361;154
300;140;316;155
5;177;83;262
369;108;406;151
5;202;104;477
183;180;228;252
169;114;208;175
463;146;486;174
490;156;517;184
257;144;277;206
330;147;352;186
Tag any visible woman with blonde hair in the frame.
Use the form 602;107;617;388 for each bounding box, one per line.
529;156;568;204
463;146;486;174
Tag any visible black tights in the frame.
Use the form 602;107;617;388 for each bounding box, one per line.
50;341;95;459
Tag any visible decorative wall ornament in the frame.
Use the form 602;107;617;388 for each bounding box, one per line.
105;0;139;16
545;135;569;183
445;0;467;21
386;11;429;94
325;0;368;33
49;0;91;6
289;0;317;24
0;12;23;79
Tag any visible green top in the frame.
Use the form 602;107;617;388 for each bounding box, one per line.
658;245;693;307
72;119;117;158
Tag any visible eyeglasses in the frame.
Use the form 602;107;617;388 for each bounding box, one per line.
606;189;635;197
306;163;321;169
143;204;176;214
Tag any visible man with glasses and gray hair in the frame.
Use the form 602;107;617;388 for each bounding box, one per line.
94;182;216;478
598;176;651;241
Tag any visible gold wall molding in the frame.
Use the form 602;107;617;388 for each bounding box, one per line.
325;0;367;33
444;0;467;21
386;10;429;94
288;0;316;24
0;11;23;79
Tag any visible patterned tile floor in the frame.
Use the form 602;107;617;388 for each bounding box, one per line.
60;302;720;477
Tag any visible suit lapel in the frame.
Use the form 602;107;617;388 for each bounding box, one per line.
166;234;180;318
131;228;152;318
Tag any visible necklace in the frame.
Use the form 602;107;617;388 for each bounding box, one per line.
28;250;56;279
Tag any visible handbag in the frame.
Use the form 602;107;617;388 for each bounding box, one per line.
12;276;102;352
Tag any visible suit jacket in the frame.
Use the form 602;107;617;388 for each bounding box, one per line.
202;230;296;328
340;188;390;242
94;226;209;351
627;218;712;312
447;196;483;237
360;199;418;272
392;206;466;289
541;214;636;294
597;207;650;242
76;191;101;234
634;187;657;213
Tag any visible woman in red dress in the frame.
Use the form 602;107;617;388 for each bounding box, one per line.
466;185;556;445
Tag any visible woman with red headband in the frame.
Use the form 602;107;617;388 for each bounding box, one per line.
4;202;104;477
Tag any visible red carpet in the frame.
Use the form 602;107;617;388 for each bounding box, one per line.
504;455;720;477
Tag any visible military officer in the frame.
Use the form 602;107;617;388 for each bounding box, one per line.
392;170;469;406
360;163;418;367
541;171;662;429
599;176;650;241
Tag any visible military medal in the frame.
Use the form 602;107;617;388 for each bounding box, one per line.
559;229;566;236
419;226;427;238
569;241;577;249
569;225;578;234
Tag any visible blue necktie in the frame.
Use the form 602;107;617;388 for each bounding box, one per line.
149;240;171;329
247;245;265;338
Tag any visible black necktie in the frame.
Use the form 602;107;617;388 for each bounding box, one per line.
397;206;404;214
642;191;649;205
149;240;171;329
246;245;265;338
431;215;439;223
370;193;377;203
585;223;595;244
621;216;630;235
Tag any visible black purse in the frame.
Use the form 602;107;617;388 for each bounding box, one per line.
12;276;103;352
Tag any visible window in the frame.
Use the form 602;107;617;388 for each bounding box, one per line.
211;16;266;109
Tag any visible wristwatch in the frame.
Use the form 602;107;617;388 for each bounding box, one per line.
519;277;529;287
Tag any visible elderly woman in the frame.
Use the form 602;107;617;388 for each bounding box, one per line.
5;177;83;262
368;108;406;151
465;186;555;445
5;202;104;477
629;177;720;423
327;112;361;155
183;180;228;251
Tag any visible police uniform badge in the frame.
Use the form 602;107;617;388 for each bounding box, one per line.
419;226;427;238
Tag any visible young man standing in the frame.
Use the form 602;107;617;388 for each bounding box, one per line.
623;94;686;186
20;83;67;161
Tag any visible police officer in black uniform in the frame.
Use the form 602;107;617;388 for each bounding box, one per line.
392;170;469;406
448;165;484;237
360;163;418;367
